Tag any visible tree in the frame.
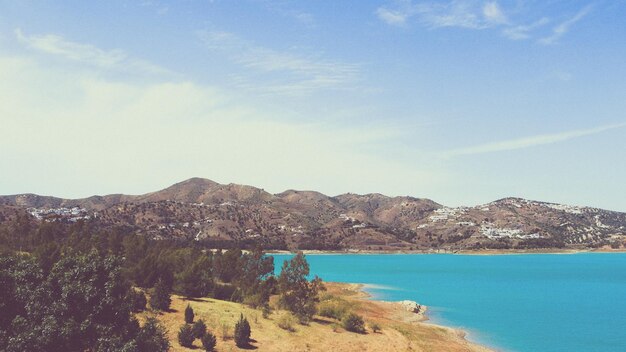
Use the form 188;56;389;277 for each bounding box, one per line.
233;314;251;347
128;290;147;312
200;331;217;352
238;248;274;307
175;255;213;298
0;251;144;352
184;304;195;324
135;317;170;352
178;324;195;348
150;280;171;311
278;252;324;323
192;319;207;339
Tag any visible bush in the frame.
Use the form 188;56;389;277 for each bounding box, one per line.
212;283;237;300
370;321;382;333
342;313;366;333
317;297;351;320
276;312;297;332
192;319;207;339
178;324;195;347
234;314;251;347
262;305;272;319
150;280;171;311
201;331;217;352
243;292;267;308
136;317;170;352
185;304;195;323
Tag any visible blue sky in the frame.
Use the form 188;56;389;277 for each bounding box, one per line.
0;0;625;211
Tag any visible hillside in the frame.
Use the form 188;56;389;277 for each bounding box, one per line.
1;178;625;251
140;282;489;352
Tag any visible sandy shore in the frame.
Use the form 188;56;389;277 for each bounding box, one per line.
324;282;494;352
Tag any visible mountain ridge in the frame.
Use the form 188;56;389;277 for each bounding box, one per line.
1;178;624;251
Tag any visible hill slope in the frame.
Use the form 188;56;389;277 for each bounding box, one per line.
1;178;625;250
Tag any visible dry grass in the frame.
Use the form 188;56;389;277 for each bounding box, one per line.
138;283;492;352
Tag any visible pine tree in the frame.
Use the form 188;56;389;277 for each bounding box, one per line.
136;317;170;352
233;314;251;347
150;279;171;311
178;324;195;348
192;319;207;339
201;331;217;352
184;304;195;323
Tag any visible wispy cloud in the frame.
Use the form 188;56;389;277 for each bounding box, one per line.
502;17;550;40
257;0;315;26
15;29;171;75
377;7;410;26
377;0;509;30
538;5;593;45
442;122;626;157
378;1;594;44
197;30;360;94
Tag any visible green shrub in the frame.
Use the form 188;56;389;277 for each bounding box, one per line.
201;331;217;351
276;312;297;332
212;283;237;300
342;313;366;333
234;314;251;347
317;297;351;320
243;292;266;308
184;304;195;324
136;317;170;352
262;305;272;319
192;319;207;339
178;324;195;347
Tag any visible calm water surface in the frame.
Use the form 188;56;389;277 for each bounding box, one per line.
272;253;626;352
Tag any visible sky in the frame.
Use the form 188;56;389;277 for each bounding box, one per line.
0;0;625;211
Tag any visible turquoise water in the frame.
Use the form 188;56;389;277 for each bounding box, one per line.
272;253;626;352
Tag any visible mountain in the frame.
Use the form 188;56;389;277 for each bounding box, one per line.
1;178;625;251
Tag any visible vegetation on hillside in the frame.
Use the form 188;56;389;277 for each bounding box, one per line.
0;217;328;351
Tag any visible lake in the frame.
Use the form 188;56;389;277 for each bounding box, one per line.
272;253;626;352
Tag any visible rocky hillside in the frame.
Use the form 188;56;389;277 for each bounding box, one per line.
1;178;625;251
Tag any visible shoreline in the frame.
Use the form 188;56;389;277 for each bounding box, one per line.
328;282;495;352
268;247;626;256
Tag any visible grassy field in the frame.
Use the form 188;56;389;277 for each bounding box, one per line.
139;283;491;352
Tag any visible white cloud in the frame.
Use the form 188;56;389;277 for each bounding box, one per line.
482;1;507;25
197;30;360;95
15;29;172;75
378;1;594;44
0;39;441;199
377;7;410;26
539;5;593;45
442;123;626;158
377;0;509;30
